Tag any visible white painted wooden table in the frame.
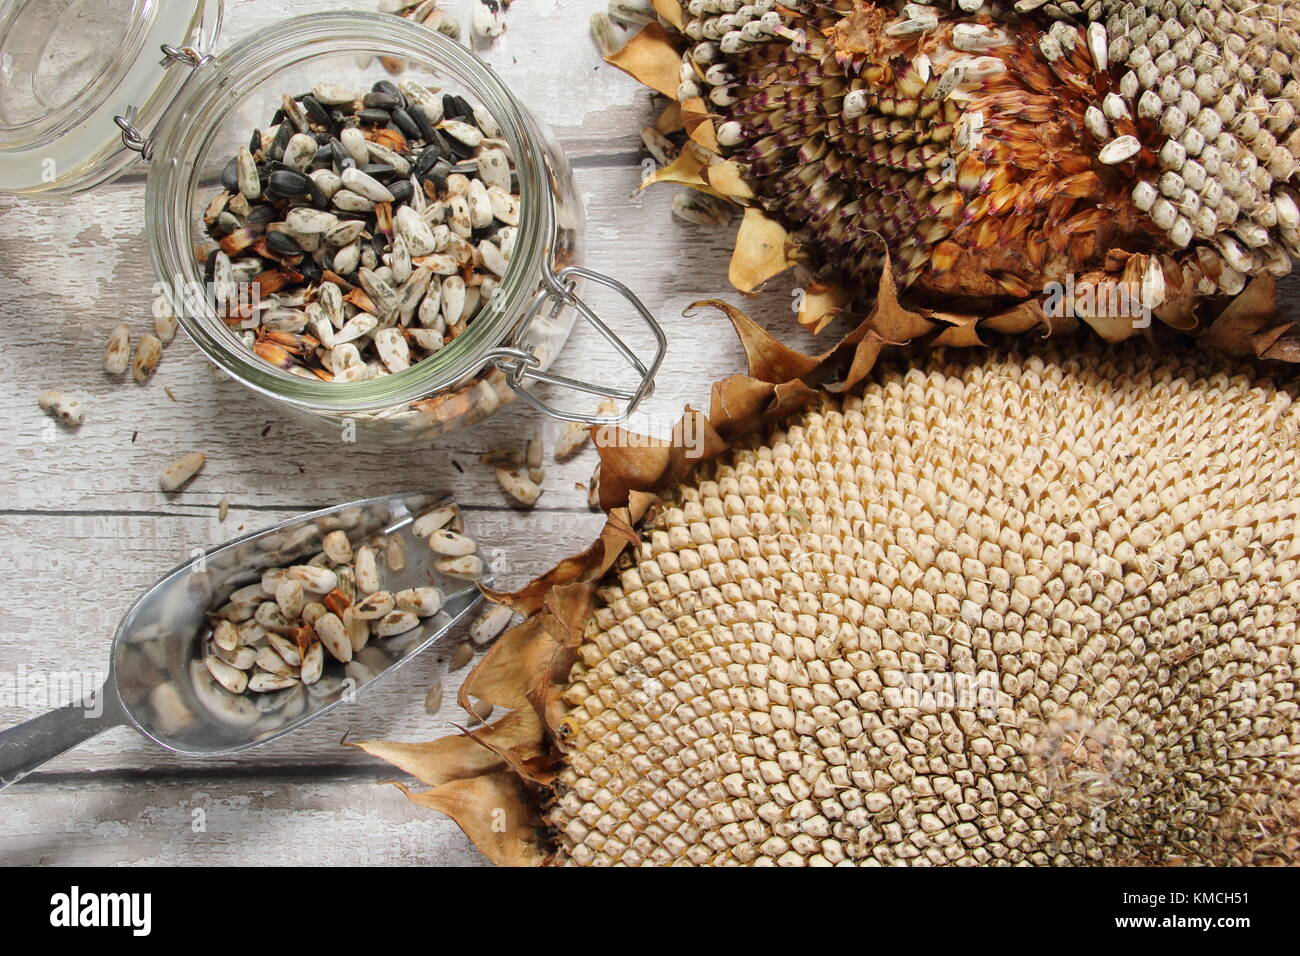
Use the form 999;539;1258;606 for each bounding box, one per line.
0;0;821;866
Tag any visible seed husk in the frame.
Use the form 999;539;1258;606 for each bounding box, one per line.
496;467;542;506
160;452;205;492
424;677;444;714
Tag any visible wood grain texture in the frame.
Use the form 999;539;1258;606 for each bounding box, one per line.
1;0;1296;867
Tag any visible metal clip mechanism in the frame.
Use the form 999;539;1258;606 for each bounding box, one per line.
115;44;215;159
488;266;667;425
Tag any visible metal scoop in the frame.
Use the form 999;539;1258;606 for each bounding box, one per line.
0;492;485;788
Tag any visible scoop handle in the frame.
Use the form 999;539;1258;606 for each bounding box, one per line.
0;683;126;789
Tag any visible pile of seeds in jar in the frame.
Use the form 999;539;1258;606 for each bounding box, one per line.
202;79;522;383
201;501;485;698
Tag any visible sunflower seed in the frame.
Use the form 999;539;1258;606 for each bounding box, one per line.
160;452;205;492
322;529;353;564
299;641;325;684
213;619;241;652
435;554;484;580
133;334;162;384
427;529;476;556
353;590;396;620
396;586;443;617
472;0;506;39
354;545;381;593
205;656;249;694
424;677;444;714
497;467;542;506
372;610;419;637
470;603;515;645
37;390;84;427
104;325;131;375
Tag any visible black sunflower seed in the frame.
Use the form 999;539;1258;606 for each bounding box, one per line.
413;144;443;178
247;204;279;226
360;163;397;181
266;231;303;257
302;95;333;130
221;157;240;193
249;129;263;156
266;168;313;200
443;94;472;122
408;104;438;143
391;108;421;140
358;108;391;126
372;80;405;107
363;91;402;111
445;134;476;161
388;179;414;205
270;123;292;161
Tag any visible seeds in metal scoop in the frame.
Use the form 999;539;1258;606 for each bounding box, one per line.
322;529;353;564
427;529;476;556
160;452;205;492
104;325;131;375
352;590;396;620
275;578;306;619
215;643;258;670
354;546;381;594
470;603;514;645
314;613;353;663
248;671;298;693
205;656;249;694
435;554;483;580
413;506;457;538
37;390;84;427
396;586;443;617
300;641;325;685
132;334;162;384
372;610;419;637
288;564;338;594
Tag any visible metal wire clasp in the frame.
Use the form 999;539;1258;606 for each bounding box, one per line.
114;44;215;159
488;266;667;425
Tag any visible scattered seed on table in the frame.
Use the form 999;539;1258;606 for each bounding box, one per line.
497;467;542;506
132;333;162;384
448;641;474;671
472;0;506;40
160;452;205;492
154;310;178;344
424;676;444;714
37;390;84;427
591;12;621;56
104;325;130;375
218;496;231;522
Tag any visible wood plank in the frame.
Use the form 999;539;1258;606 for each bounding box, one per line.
1;771;486;865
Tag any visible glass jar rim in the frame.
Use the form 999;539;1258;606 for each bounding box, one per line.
146;11;551;415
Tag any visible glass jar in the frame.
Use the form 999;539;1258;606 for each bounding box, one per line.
0;2;666;444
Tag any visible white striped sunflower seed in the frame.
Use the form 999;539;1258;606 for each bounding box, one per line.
248;671;298;693
413;506;458;538
315;612;353;663
299;641;324;685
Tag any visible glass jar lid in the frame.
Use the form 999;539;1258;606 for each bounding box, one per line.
0;0;222;196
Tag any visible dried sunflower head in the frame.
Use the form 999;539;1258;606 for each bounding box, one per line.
359;301;1300;866
607;0;1300;347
